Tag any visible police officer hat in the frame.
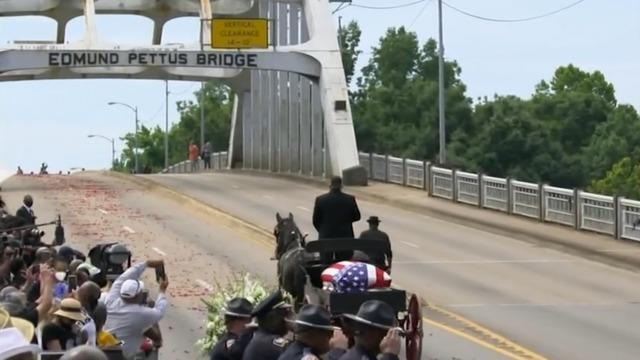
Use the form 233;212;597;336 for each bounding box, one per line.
288;304;338;332
225;298;253;318
343;300;397;330
251;290;291;318
366;216;381;224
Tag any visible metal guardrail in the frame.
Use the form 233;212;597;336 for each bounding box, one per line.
357;151;640;243
162;152;228;174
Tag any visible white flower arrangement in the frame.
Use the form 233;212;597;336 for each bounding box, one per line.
197;272;271;353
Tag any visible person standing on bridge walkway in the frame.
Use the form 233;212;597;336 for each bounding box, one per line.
312;176;361;261
203;141;213;170
189;141;200;173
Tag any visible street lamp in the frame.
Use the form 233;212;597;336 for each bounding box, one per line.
88;134;116;170
108;102;139;173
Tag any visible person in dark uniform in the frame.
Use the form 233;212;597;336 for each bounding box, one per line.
312;176;361;261
211;298;255;360
278;304;347;360
16;195;36;225
358;216;392;270
339;300;402;360
242;290;293;360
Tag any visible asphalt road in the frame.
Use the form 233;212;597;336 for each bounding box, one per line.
145;172;640;360
0;173;508;360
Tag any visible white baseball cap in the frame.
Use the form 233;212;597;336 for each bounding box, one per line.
120;279;145;299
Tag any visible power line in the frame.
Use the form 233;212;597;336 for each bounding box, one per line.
408;0;434;29
350;0;427;10
442;0;587;23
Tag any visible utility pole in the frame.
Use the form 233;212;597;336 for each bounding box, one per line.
165;80;170;169
437;0;446;165
134;106;140;173
200;82;205;148
338;16;343;47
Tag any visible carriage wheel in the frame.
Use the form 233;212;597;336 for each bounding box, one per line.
404;294;423;360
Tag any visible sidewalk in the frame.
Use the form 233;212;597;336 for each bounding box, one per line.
231;169;640;271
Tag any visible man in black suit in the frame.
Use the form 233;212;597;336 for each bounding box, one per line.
358;216;392;270
312;177;361;262
16;195;36;225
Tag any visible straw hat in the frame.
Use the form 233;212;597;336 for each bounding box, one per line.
0;307;35;342
53;298;87;322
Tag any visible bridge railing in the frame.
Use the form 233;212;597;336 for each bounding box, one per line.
358;152;640;243
162;152;228;174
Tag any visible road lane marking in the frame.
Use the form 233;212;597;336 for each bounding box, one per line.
296;206;311;212
196;279;214;292
152;247;167;257
598;248;640;253
262;195;274;200
400;240;419;248
394;259;574;265
427;304;548;360
98;208;109;215
122;226;136;234
232;185;240;189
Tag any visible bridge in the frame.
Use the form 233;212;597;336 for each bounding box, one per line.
3;1;640;360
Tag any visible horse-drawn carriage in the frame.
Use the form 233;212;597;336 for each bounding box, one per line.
274;214;423;360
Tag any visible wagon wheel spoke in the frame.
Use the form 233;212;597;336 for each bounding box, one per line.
404;294;423;360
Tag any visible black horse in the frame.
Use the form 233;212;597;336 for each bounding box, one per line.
274;212;307;309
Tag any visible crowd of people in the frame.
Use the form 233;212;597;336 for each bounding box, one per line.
0;172;401;360
0;194;170;360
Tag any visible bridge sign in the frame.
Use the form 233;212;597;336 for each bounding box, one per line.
211;18;269;49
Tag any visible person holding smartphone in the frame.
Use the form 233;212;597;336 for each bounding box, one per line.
339;300;402;360
103;259;169;359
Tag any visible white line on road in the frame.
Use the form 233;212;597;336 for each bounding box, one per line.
296;206;311;212
122;226;136;234
400;241;419;248
152;247;167;257
196;279;214;292
262;195;274;200
98;208;109;215
446;302;623;308
394;259;575;265
232;185;240;189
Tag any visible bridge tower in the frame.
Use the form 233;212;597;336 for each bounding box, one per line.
0;0;366;184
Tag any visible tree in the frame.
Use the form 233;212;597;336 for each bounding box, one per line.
338;20;362;86
590;157;640;199
119;81;233;172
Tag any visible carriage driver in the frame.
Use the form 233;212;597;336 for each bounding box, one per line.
278;304;348;360
339;300;402;360
243;290;293;360
211;298;255;360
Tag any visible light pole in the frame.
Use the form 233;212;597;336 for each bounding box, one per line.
437;0;446;165
108;102;139;173
165;80;170;169
88;134;115;170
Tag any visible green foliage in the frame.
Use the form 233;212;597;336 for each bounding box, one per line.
197;273;270;353
590;157;640;199
339;20;362;86
119;82;233;173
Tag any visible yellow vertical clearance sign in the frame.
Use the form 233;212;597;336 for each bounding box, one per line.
211;18;269;49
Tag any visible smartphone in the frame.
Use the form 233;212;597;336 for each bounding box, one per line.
140;289;149;305
68;275;78;290
155;264;166;283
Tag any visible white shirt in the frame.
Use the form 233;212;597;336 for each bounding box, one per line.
103;262;168;358
81;316;97;346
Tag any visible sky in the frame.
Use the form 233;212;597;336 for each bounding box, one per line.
0;0;638;173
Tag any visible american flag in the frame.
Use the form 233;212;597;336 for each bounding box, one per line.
321;261;391;293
